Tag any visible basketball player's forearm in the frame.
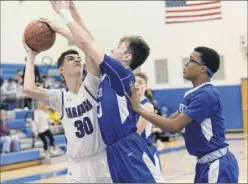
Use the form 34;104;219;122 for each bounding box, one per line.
73;17;93;41
169;112;180;119
70;6;94;40
137;107;181;133
23;54;37;92
57;23;100;76
59;10;104;64
57;28;75;43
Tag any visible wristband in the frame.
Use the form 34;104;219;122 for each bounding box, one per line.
59;9;74;24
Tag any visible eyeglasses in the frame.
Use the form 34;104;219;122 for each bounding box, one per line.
186;58;214;77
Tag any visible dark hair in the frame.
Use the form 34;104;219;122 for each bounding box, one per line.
16;69;22;73
134;72;148;83
145;89;153;98
8;78;15;83
194;46;220;75
57;49;79;68
120;36;150;70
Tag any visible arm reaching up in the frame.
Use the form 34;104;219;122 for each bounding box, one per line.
22;37;62;114
50;0;104;66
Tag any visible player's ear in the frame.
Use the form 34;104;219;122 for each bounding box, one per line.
201;66;208;74
124;53;132;61
123;53;132;67
59;67;64;76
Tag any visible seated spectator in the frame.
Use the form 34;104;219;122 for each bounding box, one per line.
16;79;25;109
32;101;59;159
48;108;61;125
1;78;17;103
22;57;42;109
15;69;23;84
0;76;3;87
0;110;20;154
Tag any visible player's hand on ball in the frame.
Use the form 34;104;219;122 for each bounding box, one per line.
22;36;38;56
39;18;61;33
50;0;70;13
125;83;141;112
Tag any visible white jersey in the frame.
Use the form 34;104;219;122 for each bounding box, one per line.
140;97;153;139
32;109;50;134
47;72;106;159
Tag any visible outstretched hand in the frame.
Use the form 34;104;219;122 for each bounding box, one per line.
39;18;62;33
50;0;70;14
22;36;38;57
125;83;142;113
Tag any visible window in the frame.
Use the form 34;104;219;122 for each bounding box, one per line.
155;59;168;84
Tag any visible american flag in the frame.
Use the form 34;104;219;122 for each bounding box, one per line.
165;0;222;24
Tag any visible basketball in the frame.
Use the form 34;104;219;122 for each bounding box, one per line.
24;20;56;52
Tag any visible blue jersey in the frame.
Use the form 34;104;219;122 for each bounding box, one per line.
179;82;229;158
140;98;154;145
97;54;138;145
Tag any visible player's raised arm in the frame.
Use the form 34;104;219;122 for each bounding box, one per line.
50;1;104;66
68;0;101;78
23;39;61;112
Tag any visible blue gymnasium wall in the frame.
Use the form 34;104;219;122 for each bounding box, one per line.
1;64;60;80
153;85;243;130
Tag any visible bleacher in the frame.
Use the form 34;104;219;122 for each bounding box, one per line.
0;62;67;171
0;110;67;171
1;63;61;81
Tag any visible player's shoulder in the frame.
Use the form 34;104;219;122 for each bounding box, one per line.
191;85;219;104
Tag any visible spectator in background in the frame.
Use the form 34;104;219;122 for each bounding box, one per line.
15;69;23;84
145;89;162;116
0;76;3;87
22;57;42;109
1;78;17;103
152;100;162;116
32;101;59;159
48;108;61;125
15;79;25;109
0;110;20;154
22;57;42;85
145;88;154;103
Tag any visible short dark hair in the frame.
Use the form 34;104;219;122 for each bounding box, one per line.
134;72;148;83
57;49;79;68
194;46;220;75
120;36;150;70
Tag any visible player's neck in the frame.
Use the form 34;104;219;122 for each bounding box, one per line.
66;77;83;94
192;77;210;88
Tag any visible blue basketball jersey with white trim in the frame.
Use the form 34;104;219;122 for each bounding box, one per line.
97;54;138;145
179;82;228;158
140;97;153;145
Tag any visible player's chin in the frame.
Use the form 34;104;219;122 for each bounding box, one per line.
183;73;190;80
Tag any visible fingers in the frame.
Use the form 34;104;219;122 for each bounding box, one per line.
39;17;49;23
130;82;136;94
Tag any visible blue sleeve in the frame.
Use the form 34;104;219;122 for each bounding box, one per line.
100;54;134;96
183;92;217;123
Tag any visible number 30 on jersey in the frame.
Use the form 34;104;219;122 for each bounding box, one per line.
74;117;93;138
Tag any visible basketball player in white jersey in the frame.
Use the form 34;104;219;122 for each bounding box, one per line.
23;2;112;183
134;72;161;172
